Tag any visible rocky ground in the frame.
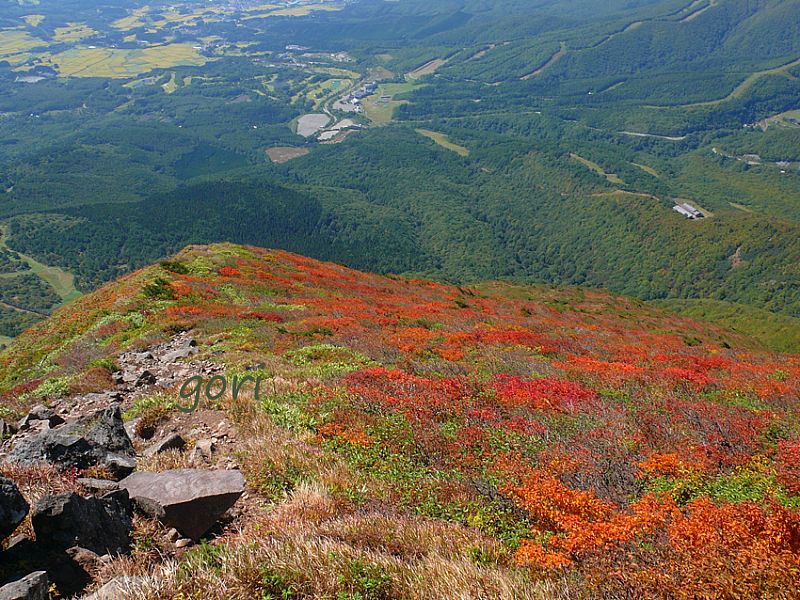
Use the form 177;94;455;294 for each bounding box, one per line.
0;332;247;599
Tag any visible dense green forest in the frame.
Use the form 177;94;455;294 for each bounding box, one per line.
0;0;798;335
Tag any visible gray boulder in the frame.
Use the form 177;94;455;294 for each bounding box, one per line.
31;490;132;555
0;571;48;600
161;342;199;363
5;405;136;478
17;405;64;431
83;576;147;600
0;476;29;540
119;469;244;540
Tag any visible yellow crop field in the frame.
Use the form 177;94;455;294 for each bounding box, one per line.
111;6;150;31
243;3;341;20
46;44;206;78
0;29;46;64
244;3;280;12
22;15;45;27
53;23;98;42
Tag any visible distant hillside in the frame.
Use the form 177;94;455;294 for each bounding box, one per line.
652;298;800;353
0;0;799;339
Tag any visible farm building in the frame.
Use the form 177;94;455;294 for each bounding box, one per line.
673;203;704;219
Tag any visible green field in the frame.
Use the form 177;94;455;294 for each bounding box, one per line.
652;299;800;353
0;225;80;304
363;82;418;125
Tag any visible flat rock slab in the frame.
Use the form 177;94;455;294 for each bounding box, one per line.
119;469;244;540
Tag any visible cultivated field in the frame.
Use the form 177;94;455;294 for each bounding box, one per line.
266;147;310;163
0;29;45;65
46;44;206;78
52;22;97;43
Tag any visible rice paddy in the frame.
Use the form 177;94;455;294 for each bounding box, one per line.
0;29;47;65
53;22;97;42
44;44;206;78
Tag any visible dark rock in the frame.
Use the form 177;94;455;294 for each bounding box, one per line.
143;433;185;457
17;405;63;431
5;406;135;479
0;476;29;540
0;571;48;600
65;546;102;577
104;453;137;479
119;469;244;540
31;490;132;555
1;535;93;597
5;533;32;551
134;371;156;387
0;419;16;440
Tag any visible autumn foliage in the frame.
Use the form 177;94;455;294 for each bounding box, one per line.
2;243;799;597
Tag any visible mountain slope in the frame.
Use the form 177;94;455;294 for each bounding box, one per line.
1;244;799;597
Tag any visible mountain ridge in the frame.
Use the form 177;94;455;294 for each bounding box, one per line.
1;243;798;597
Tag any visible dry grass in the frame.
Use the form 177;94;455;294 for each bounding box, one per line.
0;463;82;538
407;58;447;80
105;508;570;599
92;410;576;599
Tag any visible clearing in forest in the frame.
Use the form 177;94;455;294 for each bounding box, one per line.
416;129;469;157
570;153;624;184
407;58;446;80
266;147;310;163
521;42;567;80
